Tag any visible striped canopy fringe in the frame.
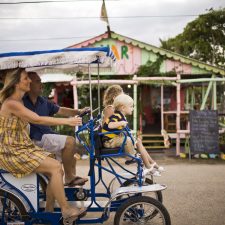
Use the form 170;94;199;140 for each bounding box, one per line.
0;47;116;70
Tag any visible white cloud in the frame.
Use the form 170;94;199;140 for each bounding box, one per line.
0;0;224;52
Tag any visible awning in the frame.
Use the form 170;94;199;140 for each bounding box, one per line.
0;47;116;72
41;73;73;83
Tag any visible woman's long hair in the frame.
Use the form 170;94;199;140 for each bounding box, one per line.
0;68;24;104
103;85;123;107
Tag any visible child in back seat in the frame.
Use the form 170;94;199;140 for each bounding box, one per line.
102;85;124;126
102;93;165;176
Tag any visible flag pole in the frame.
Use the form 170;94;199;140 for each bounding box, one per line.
101;0;111;36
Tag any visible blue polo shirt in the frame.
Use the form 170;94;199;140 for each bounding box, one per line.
23;95;60;141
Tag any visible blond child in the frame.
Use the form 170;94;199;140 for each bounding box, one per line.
102;93;165;176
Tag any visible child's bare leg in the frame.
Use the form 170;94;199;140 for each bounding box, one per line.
124;137;137;161
135;139;152;169
136;138;155;166
136;139;161;176
136;138;165;172
145;150;155;164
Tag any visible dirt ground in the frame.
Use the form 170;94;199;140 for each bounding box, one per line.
76;156;225;225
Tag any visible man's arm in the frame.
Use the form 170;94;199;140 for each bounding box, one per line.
56;107;80;117
56;107;90;117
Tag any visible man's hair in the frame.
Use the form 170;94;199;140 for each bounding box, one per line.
103;85;123;107
113;94;133;110
27;71;38;79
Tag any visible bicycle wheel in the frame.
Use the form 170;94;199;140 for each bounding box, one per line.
114;196;171;225
119;178;163;203
0;190;28;224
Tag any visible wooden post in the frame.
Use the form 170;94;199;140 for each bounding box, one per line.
178;78;225;83
73;75;78;133
185;88;189;109
202;84;205;103
161;85;164;131
73;75;78;110
133;75;138;137
176;73;181;156
200;75;214;110
191;87;195;109
213;79;217;110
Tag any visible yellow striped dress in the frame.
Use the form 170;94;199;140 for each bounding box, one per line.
0;115;51;178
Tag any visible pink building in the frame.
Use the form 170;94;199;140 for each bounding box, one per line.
55;31;225;154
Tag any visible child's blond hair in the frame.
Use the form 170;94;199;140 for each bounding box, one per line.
113;94;133;110
103;85;123;107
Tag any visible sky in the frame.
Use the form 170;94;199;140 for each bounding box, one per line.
0;0;224;53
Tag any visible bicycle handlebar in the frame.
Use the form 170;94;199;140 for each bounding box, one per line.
79;109;91;118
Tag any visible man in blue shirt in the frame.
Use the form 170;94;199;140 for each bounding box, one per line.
23;72;89;186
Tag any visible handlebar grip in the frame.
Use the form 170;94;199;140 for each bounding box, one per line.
79;109;91;118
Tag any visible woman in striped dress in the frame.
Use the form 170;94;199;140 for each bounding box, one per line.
0;68;86;224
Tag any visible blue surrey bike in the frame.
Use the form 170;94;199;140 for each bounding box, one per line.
0;47;171;225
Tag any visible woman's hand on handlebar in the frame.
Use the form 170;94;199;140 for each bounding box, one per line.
67;116;82;126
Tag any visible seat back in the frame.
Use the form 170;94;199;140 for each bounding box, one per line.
94;129;103;157
93;129;122;157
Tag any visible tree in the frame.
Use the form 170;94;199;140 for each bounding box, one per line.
160;8;225;68
42;83;54;98
136;56;176;77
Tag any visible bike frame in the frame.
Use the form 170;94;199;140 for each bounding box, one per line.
74;114;167;224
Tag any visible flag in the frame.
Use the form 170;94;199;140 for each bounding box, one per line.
100;0;109;25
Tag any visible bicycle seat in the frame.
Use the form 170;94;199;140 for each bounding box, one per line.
94;130;121;156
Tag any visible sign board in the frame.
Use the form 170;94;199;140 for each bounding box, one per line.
190;110;219;154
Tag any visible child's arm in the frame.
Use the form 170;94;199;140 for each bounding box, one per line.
108;121;128;129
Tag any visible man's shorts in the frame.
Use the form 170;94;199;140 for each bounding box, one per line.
33;134;67;162
103;135;136;155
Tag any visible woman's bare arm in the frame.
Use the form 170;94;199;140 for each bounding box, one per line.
5;100;82;127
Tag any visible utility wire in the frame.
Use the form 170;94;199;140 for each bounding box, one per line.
0;35;94;42
0;15;198;20
0;0;117;4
